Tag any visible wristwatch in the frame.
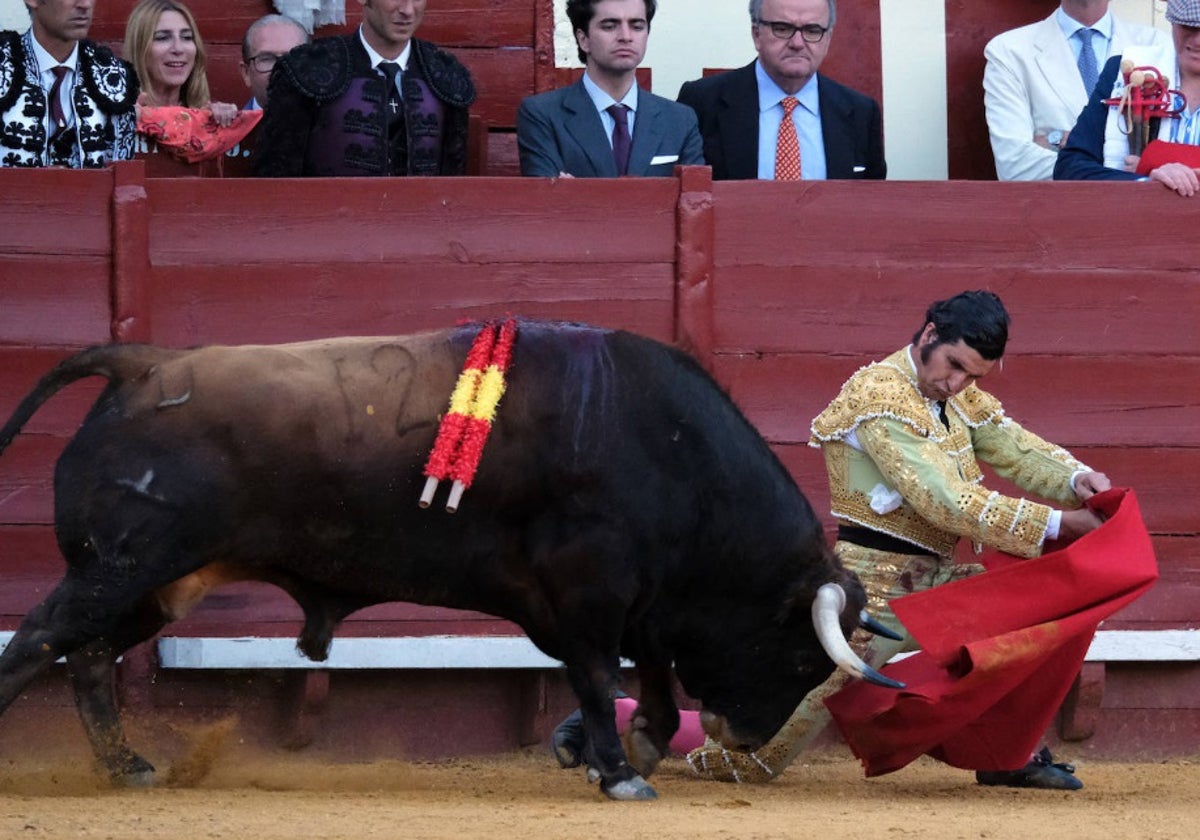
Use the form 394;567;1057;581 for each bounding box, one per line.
1046;129;1065;150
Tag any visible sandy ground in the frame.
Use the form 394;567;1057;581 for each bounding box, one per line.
0;738;1194;840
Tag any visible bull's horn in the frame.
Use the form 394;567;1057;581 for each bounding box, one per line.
812;583;906;690
859;609;903;641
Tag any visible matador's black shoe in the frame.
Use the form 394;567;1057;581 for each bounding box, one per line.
550;708;584;769
975;747;1082;790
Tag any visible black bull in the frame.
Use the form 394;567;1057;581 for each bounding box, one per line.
0;321;872;799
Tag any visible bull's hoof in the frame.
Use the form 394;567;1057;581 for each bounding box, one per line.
109;754;157;788
622;728;663;778
602;774;658;801
115;768;158;788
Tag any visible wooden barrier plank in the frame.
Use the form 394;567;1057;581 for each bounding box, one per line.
712;180;1200;273
145;177;680;265
0;169;112;257
486;131;520;177
0;349;105;436
0;262;111;346
91;0;537;48
711;267;1200;357
164;583;519;637
1107;537;1200;627
1103;667;1200;710
146;263;675;346
713;354;1200;448
0;436;66;526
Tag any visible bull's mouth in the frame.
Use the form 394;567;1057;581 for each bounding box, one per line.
698;709;767;753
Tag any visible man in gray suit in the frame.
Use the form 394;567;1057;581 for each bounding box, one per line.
517;0;703;177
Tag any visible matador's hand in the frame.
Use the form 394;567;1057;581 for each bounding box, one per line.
1074;470;1111;500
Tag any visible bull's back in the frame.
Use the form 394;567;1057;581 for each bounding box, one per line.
114;334;460;466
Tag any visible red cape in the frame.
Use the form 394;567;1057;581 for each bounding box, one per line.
1136;140;1200;175
824;488;1157;775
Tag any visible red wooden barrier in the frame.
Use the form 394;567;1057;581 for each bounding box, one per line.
1;165;1197;760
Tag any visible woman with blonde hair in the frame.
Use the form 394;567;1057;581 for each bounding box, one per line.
123;0;258;161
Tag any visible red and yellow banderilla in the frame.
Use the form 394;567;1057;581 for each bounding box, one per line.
420;318;518;513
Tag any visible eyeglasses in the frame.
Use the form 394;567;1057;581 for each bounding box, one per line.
245;52;286;72
755;19;830;43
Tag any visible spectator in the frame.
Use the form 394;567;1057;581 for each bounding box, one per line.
253;0;475;177
984;0;1170;181
0;0;139;168
517;0;702;177
675;0;884;181
123;0;238;126
239;14;308;111
1055;0;1200;196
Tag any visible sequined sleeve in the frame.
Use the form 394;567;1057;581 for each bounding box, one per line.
970;414;1087;507
856;416;1053;558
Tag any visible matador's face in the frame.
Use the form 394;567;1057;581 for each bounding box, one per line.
913;324;995;402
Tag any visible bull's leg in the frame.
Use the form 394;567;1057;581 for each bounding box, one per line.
564;661;657;801
620;662;678;778
0;594;83;716
66;599;171;785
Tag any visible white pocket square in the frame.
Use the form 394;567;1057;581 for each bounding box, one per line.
650;154;679;165
853;165;867;173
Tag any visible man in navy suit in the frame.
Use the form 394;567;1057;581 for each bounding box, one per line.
676;0;885;180
517;0;703;177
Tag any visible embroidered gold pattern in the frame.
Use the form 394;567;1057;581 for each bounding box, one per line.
810;348;1085;559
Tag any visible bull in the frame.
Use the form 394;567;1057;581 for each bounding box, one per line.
0;320;894;800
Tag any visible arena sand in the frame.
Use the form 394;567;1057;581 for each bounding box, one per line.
0;717;1193;840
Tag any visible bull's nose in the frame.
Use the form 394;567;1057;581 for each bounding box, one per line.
699;709;721;739
699;709;764;752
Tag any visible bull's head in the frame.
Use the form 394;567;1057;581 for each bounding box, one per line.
673;574;902;754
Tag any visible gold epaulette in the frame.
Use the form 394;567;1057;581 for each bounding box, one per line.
810;351;936;445
948;385;1004;428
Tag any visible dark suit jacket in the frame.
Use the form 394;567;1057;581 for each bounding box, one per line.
1054;55;1141;182
517;79;704;177
676;61;886;180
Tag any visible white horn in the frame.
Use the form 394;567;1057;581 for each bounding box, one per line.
812;583;905;689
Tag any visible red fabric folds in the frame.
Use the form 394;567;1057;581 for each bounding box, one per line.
825;488;1157;776
137;106;262;163
1135;140;1200;175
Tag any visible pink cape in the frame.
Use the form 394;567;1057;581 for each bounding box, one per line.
824;488;1157;776
137;106;262;164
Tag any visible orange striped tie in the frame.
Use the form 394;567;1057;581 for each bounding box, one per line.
775;96;801;181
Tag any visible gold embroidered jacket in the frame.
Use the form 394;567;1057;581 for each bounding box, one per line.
809;348;1088;559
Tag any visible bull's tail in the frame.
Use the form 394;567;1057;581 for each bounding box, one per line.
0;344;172;455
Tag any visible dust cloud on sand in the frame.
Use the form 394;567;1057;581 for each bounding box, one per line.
0;727;1194;840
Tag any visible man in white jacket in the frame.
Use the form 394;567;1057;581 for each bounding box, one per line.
984;0;1170;180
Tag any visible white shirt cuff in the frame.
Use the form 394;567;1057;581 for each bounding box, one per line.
1046;509;1062;541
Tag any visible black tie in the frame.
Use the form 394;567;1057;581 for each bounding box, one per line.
938;401;950;431
49;65;70;136
607;103;631;175
379;61;402;136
